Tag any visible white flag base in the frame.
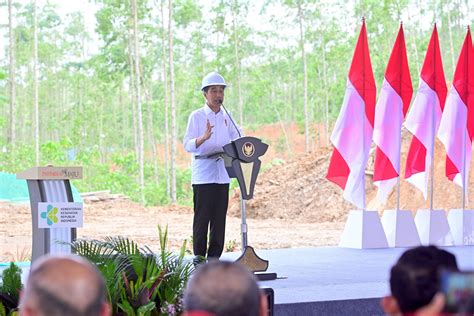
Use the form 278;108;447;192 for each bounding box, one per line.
381;210;421;248
447;209;474;246
339;210;388;249
414;209;453;246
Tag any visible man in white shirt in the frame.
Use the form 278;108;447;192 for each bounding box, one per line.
183;72;242;264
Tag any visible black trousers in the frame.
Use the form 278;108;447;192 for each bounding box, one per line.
192;183;229;258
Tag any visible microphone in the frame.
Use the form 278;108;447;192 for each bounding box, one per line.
221;103;242;138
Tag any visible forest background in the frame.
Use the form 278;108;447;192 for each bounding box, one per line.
0;0;473;207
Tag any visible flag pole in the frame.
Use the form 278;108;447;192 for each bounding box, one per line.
461;25;470;211
429;91;435;210
462;118;466;211
396;21;403;212
397;122;401;210
461;27;466;211
429;22;437;211
396;172;401;211
362;16;366;212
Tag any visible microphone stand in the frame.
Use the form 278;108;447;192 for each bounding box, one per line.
221;103;248;250
221;103;242;138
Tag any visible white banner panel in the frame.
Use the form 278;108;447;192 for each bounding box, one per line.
38;202;83;228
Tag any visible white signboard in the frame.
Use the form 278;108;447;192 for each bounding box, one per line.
38;202;83;228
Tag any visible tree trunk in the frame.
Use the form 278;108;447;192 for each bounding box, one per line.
33;0;40;164
145;83;159;184
446;4;455;73
161;0;171;198
231;0;243;126
287;67;293;122
169;0;177;203
79;27;86;150
19;88;26;142
406;9;420;75
321;34;329;146
128;25;139;160
8;0;16;148
297;1;309;153
119;83;127;149
271;85;291;154
131;0;145;204
98;95;104;164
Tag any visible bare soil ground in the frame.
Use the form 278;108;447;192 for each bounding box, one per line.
1;123;472;262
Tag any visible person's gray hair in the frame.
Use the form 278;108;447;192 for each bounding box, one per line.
20;254;107;316
184;260;260;316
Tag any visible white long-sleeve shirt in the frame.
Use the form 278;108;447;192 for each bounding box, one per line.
183;104;242;184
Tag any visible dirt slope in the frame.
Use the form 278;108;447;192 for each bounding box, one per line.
229;127;473;223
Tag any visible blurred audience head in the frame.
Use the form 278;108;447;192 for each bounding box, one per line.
381;245;458;315
20;254;110;316
183;260;268;316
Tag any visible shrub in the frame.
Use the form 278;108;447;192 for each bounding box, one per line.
69;225;193;316
0;262;22;316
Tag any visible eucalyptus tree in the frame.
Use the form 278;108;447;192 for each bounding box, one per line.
6;1;55;147
61;11;94;149
8;0;16;149
228;0;248;126
159;0;171;197
95;0;137;153
270;0;313;152
296;0;309;152
168;0;177;202
436;0;470;81
33;0;39;164
0;69;7;150
131;0;145;203
303;1;353;147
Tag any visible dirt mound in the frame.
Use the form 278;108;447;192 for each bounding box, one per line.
228;146;353;223
228;128;472;223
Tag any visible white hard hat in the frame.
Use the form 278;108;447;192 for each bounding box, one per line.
201;71;227;91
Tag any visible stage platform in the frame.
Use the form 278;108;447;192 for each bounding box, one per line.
221;246;474;316
2;246;473;315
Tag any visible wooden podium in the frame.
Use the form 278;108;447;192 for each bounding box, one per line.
17;166;83;263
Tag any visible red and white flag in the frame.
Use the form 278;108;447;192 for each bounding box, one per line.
373;24;413;203
438;28;474;194
405;25;447;199
326;20;376;209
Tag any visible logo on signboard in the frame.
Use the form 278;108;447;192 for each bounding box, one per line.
38;202;84;228
41;205;59;226
242;142;255;158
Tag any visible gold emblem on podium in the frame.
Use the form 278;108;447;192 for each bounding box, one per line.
242;142;255;157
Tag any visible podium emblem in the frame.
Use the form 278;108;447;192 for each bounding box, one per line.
242;142;255;158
